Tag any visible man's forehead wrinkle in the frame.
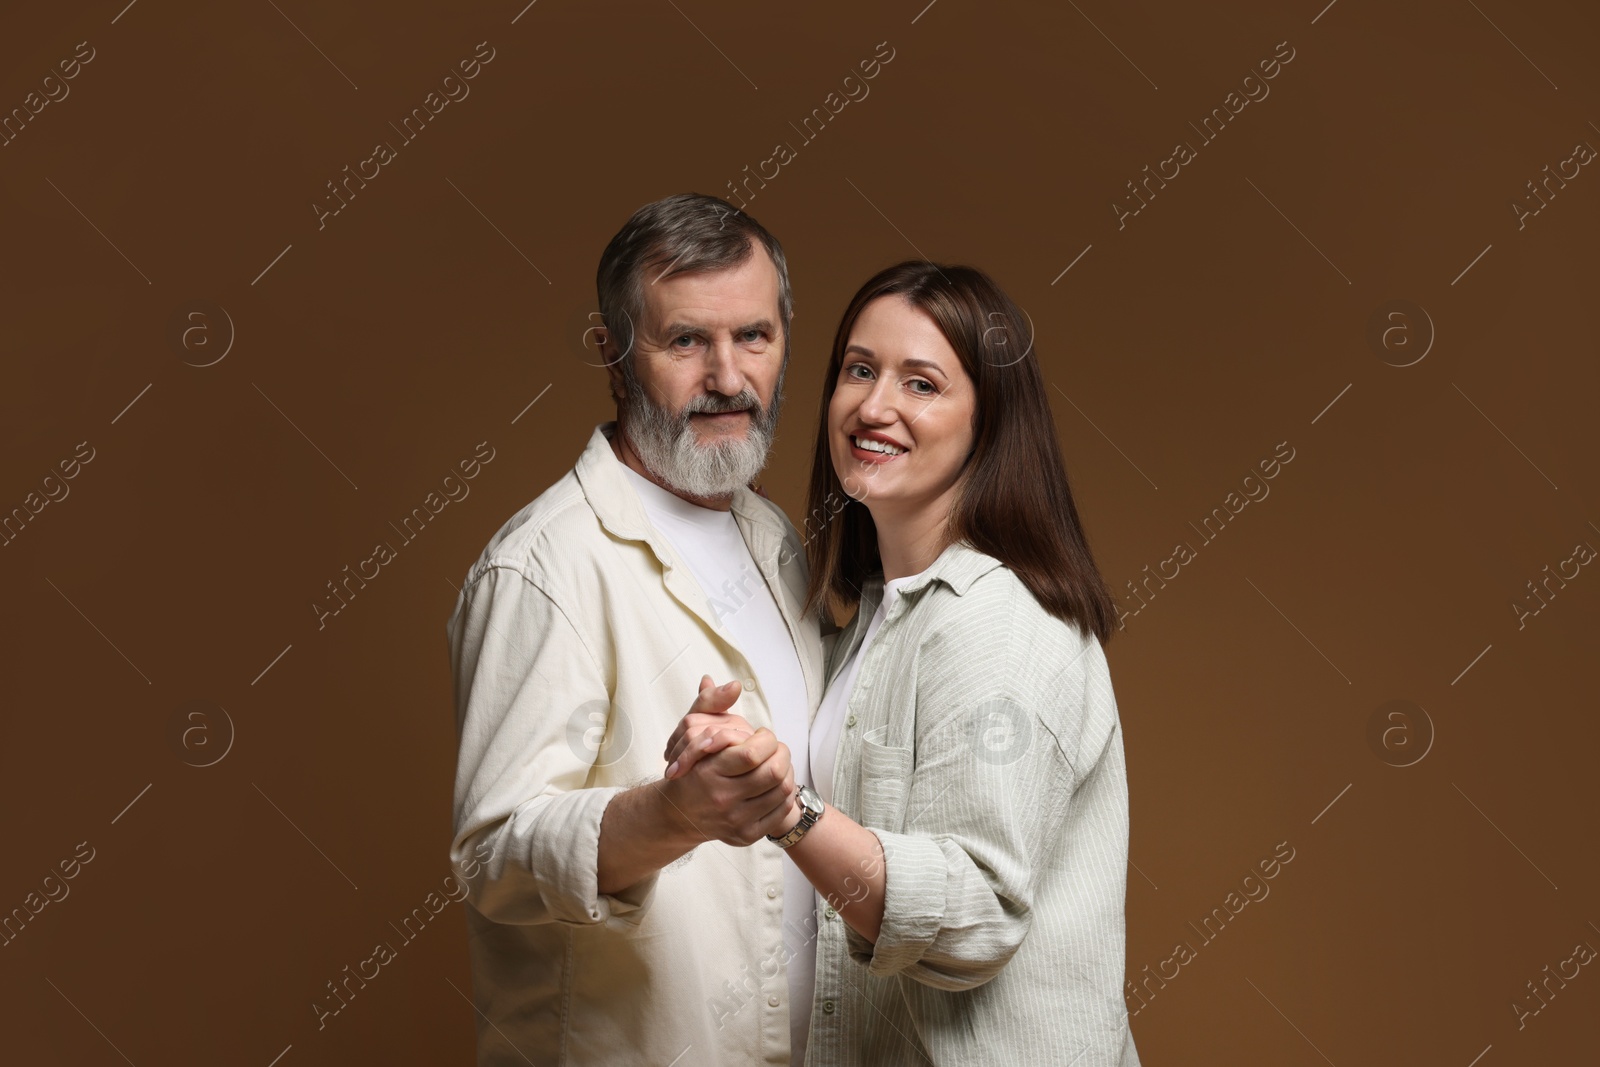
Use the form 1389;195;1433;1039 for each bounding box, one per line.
647;305;774;334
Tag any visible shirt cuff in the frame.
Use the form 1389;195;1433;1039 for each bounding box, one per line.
846;828;948;975
525;786;659;928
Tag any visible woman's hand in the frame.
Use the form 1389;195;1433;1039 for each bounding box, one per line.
662;675;753;778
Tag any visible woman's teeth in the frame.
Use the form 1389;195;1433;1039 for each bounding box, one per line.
852;435;905;455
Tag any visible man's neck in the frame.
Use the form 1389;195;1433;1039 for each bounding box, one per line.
609;420;735;512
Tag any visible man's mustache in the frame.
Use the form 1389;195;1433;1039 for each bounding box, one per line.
682;393;759;416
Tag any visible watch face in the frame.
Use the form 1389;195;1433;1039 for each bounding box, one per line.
801;785;823;815
769;786;824;847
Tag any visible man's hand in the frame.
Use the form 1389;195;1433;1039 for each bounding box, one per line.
597;675;791;894
658;725;797;846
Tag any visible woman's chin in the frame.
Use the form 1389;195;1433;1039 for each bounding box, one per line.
838;473;882;504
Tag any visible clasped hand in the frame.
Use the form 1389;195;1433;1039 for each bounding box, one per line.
658;675;798;847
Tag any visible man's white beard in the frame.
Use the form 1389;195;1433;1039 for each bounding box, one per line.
620;369;783;499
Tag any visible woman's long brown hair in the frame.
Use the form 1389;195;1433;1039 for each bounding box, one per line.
800;261;1118;645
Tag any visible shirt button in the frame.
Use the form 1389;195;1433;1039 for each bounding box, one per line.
822;1000;836;1014
824;906;837;920
768;995;780;1008
845;714;857;728
744;677;757;691
766;886;778;899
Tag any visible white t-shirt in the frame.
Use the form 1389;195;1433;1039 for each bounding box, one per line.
809;571;923;807
807;570;922;978
620;465;815;1065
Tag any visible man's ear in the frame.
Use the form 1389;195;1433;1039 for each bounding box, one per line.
601;335;630;402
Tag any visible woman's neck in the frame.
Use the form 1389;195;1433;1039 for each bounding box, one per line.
870;495;959;582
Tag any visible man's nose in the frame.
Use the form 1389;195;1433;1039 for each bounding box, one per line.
703;337;746;397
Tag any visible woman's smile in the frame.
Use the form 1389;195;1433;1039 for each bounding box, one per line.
846;430;909;464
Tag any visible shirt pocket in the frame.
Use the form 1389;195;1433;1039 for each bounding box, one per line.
856;736;914;831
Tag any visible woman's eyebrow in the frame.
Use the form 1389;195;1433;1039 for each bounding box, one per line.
900;357;947;376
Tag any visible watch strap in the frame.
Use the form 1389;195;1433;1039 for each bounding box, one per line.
769;785;823;848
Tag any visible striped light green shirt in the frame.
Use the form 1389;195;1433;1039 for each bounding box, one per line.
805;541;1141;1066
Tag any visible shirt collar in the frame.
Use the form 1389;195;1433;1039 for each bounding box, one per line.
573;421;787;545
827;540;1005;693
860;539;1007;608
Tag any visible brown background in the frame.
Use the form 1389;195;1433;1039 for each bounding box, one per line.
2;0;1597;1063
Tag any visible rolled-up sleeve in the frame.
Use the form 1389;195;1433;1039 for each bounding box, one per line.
847;830;950;973
447;561;655;929
845;584;1116;991
845;795;1037;990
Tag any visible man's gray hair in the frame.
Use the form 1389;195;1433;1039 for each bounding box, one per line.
596;193;792;362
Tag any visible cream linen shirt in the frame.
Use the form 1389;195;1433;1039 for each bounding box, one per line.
446;422;830;1067
806;541;1142;1067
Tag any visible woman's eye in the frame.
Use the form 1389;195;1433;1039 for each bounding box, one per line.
909;379;936;395
845;364;871;380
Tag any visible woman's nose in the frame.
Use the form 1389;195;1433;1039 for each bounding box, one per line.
855;379;896;424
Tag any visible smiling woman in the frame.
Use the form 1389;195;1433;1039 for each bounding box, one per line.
803;261;1118;641
718;259;1139;1065
825;295;977;578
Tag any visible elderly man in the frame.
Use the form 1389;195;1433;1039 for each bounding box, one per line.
447;193;832;1066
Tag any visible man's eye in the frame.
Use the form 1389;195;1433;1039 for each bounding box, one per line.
674;335;696;348
741;330;763;343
